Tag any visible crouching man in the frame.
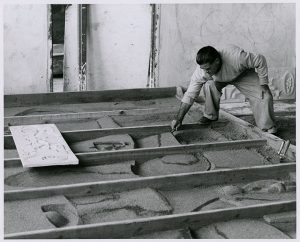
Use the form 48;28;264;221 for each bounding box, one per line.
171;45;277;134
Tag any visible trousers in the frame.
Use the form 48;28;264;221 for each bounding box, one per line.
202;69;276;130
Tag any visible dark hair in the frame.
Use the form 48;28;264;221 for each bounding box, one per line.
196;46;221;65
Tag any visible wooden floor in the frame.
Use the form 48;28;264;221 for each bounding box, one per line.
4;87;296;239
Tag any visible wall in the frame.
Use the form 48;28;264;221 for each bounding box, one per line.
158;3;296;100
4;5;49;94
86;4;152;90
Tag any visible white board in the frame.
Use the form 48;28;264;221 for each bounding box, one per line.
9;124;79;167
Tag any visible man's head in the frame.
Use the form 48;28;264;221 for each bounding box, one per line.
196;46;222;75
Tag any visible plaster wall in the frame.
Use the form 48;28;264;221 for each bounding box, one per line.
4;5;49;94
86;5;152;90
158;3;296;100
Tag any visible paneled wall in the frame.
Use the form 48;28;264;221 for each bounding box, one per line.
86;4;152;90
4;5;50;94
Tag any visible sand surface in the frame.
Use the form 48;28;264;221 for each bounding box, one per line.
5;161;137;189
69;188;172;224
5;195;79;234
131;228;192;239
193;219;290;239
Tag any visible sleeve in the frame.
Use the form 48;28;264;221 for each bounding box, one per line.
239;50;269;85
181;67;207;105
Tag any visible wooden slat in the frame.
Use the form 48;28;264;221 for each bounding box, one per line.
4;122;229;149
4;163;295;201
4;107;179;126
4;200;295;239
4;139;267;167
4;87;176;107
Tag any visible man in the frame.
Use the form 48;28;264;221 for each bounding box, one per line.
171;45;277;134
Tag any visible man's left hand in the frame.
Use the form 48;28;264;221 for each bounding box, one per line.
260;85;272;98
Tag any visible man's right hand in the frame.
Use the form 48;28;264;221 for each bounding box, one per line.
171;119;181;132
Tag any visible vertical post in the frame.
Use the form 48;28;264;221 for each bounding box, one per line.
148;4;161;88
63;4;80;92
79;4;87;91
47;5;53;92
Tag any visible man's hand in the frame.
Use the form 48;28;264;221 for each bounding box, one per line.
171;119;182;132
260;84;272;98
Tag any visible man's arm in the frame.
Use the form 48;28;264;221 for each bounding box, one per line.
171;66;205;131
239;49;272;96
171;102;192;131
239;50;269;86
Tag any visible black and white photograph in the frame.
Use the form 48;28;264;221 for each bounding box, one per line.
1;0;298;239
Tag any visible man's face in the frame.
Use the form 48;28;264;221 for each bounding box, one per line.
200;58;221;76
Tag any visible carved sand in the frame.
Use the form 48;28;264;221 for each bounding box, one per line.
5;195;79;234
69;188;173;224
4;161;137;189
193;219;290;239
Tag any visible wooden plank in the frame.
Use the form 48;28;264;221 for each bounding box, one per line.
4;87;176;107
4;107;179;126
4;163;295;201
9;124;78;167
74;139;267;164
4;200;295;239
4;122;229;149
4;139;267;167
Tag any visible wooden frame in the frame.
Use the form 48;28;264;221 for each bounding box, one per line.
5;200;295;239
4;107;179;127
4;88;296;239
5;163;295;200
4;121;229;148
4;87;176;107
4;139;267;168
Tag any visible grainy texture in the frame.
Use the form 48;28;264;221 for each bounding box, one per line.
193;219;290;239
5;195;79;234
69;188;173;224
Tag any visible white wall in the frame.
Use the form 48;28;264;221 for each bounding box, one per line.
158;3;296;100
4;5;49;94
86;4;152;90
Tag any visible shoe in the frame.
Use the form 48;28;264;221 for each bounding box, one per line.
262;126;278;134
199;116;218;124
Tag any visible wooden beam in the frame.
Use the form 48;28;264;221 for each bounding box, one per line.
4;200;295;239
4;107;179;126
4;121;229;148
4;87;176;108
4;163;295;201
4;139;267;167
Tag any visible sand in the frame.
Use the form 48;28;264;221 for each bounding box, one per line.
69;188;173;224
136;154;210;176
175;128;228;144
5;195;79;234
5;161;137;189
263;211;296;233
193;219;290;239
70;134;135;153
136;132;180;148
131;228;193;239
160;185;233;214
203;148;268;169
